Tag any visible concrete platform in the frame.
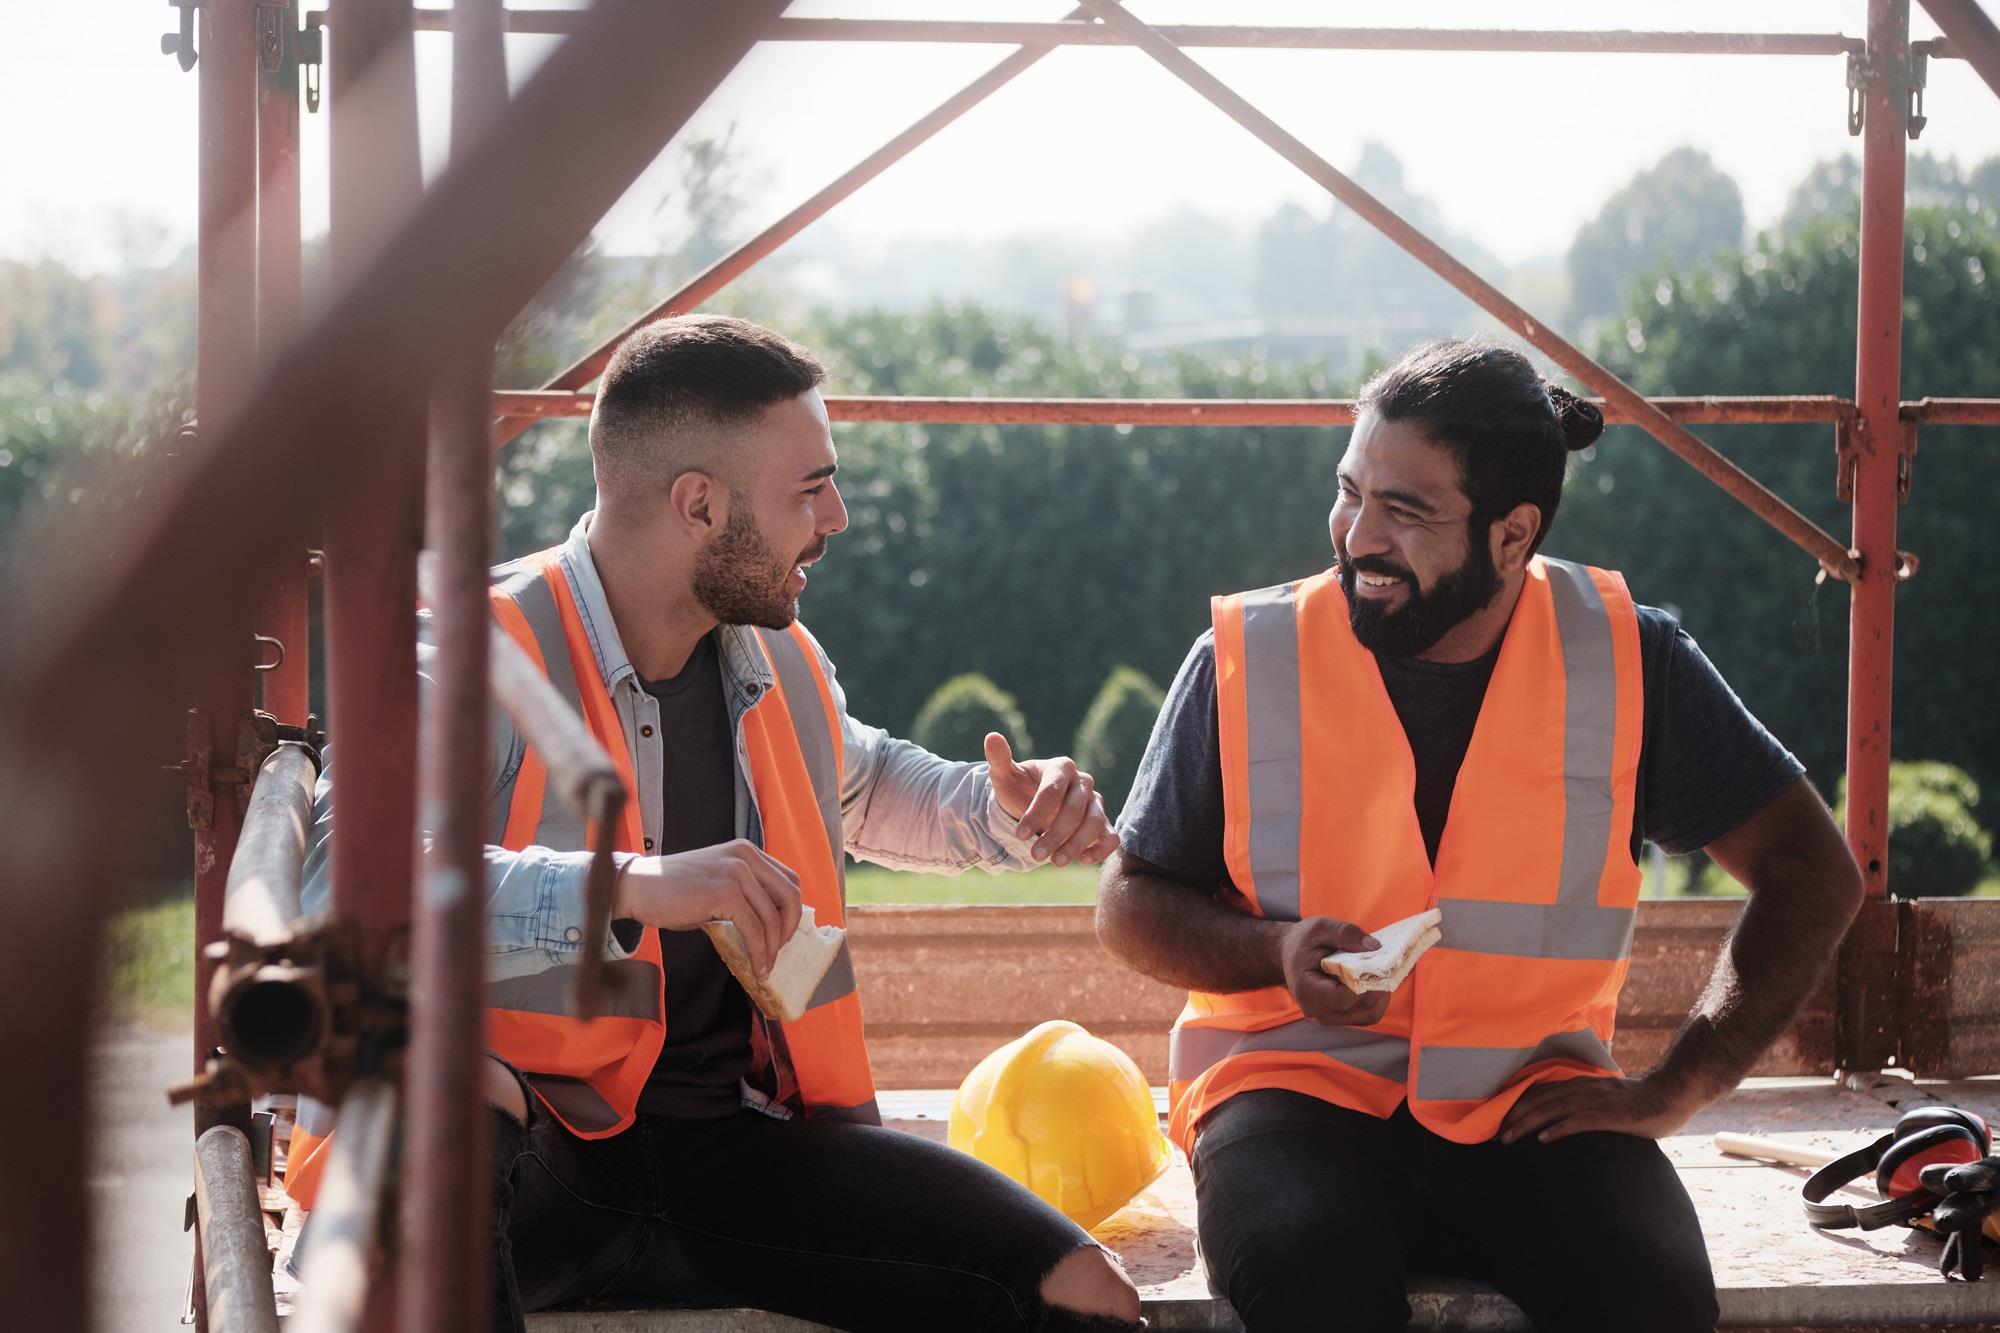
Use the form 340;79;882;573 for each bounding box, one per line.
267;1077;2000;1331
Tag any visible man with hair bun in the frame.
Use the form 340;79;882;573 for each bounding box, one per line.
1099;339;1864;1331
296;314;1144;1331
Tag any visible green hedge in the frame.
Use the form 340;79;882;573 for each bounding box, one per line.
1074;666;1166;820
1837;761;1992;898
910;673;1033;764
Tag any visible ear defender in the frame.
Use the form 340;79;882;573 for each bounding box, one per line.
1878;1116;1987;1201
1893;1105;1990;1154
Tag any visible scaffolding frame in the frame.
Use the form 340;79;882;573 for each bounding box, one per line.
0;3;1996;1330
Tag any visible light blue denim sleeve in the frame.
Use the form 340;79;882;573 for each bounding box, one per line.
796;628;1038;874
296;615;631;981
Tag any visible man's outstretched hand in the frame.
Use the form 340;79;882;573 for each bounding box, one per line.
984;733;1120;868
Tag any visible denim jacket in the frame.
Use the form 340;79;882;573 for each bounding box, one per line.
300;515;1038;983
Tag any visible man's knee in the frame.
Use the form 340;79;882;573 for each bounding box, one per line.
483;1055;528;1123
1039;1244;1141;1327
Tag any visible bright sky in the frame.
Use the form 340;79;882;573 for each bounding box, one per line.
5;1;1996;273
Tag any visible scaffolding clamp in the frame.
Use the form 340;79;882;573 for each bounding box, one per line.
301;15;325;113
1846;50;1867;135
1906;46;1929;140
163;707;324;830
161;0;200;73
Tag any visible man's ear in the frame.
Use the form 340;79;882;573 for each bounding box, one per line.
1492;501;1542;574
669;469;727;542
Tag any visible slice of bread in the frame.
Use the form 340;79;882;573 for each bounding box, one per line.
702;906;846;1023
1319;907;1443;994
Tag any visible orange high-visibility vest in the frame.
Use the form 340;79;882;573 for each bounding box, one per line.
483;547;876;1138
287;548;876;1207
1168;556;1643;1152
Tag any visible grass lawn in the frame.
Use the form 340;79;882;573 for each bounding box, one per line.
845;861;1102;905
101;889;196;1029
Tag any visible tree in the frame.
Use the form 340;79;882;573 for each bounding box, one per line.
1557;194;2000;820
1074;667;1166;820
1777;152;2000;237
1566;148;1744;324
910;674;1034;764
1835;763;1992;898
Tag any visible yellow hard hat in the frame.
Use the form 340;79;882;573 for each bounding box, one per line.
949;1020;1171;1232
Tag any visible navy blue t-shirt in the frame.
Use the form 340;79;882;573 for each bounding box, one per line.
1118;603;1804;892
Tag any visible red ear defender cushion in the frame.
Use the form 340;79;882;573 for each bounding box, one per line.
1878;1124;1983;1200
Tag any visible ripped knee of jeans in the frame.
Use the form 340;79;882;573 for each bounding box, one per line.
1039;1243;1143;1329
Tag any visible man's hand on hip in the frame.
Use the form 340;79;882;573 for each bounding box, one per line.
1280;917;1393;1027
984;733;1120;867
1498;1072;1703;1145
614;840;803;979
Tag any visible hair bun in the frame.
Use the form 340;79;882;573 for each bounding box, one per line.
1546;382;1605;451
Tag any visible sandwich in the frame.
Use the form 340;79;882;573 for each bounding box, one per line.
1319;907;1443;994
703;905;846;1022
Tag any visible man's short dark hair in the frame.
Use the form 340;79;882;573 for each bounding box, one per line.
1356;339;1603;554
589;314;825;498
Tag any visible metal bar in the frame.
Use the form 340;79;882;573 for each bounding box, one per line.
401;0;504;1324
489;8;1084;451
1901;397;2000;423
192;1126;281;1333
1846;0;1913;908
399;9;1863;54
224;743;321;948
1917;0;2000;99
195;0;263;1214
498;391;1859;428
257;1;312;728
0;3;774;1320
1074;0;1859;583
290;1080;399;1333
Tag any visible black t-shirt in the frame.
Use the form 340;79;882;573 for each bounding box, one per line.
1118;604;1805;891
635;630;753;1118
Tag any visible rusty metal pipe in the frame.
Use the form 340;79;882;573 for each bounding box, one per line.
496;391;1858;428
192;1126;281;1333
223;742;320;948
400;0;506;1322
1846;0;1913;907
290;1080;398;1333
1900;397;2000;424
212;962;327;1073
490;9;1085;451
1075;0;1859;583
1917;0;2000;100
397;10;1863;55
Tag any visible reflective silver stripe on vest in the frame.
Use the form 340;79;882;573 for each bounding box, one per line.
1238;583;1304;922
486;957;663;1020
524;1072;622;1133
1436;559;1634;963
806;939;858;1012
1171;1018;1410;1086
807;1097;882;1126
500;564;588;851
1415;1028;1618;1102
754;627;856;1013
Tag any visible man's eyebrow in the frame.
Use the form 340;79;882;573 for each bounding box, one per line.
1337;469;1441;516
801;463;837;482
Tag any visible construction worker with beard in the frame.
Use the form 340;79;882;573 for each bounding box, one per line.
1097;339;1865;1333
294;316;1143;1332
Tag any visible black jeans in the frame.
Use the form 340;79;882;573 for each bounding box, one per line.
488;1095;1126;1333
1190;1090;1718;1333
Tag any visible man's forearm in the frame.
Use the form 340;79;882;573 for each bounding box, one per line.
1648;781;1864;1107
1096;851;1287;993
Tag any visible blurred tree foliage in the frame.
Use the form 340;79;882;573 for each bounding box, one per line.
1567;148;1745;325
1557;195;1999;819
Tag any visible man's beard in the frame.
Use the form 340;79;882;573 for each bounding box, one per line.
691;508;824;630
1336;533;1503;658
